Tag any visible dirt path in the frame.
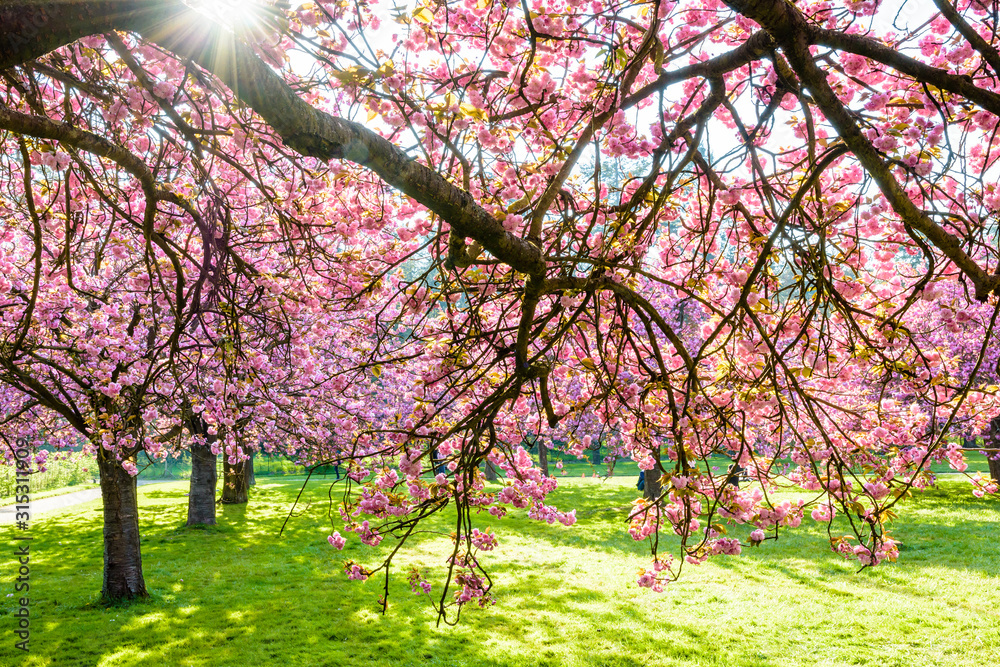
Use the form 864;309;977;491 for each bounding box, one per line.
0;480;169;523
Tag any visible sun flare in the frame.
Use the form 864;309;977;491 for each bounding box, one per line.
188;0;280;31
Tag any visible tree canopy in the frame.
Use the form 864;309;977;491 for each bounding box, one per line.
1;0;999;617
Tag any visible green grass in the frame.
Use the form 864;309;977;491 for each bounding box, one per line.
1;476;997;667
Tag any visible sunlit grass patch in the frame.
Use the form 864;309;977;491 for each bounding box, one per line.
0;477;996;667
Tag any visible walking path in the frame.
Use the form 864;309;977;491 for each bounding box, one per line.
0;480;168;523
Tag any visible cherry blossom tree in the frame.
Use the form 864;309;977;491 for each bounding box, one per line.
2;0;1000;616
0;15;400;596
0;121;397;597
898;279;1000;487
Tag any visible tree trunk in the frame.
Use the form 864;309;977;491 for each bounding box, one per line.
186;441;217;526
247;451;256;487
221;457;250;504
643;466;662;502
97;449;147;601
484;460;497;481
989;454;1000;485
431;448;445;474
989;418;1000;484
536;442;549;477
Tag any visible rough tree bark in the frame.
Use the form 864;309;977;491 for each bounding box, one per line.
643;465;662;502
96;447;147;600
221;457;251;505
187;442;217;524
187;447;217;526
535;441;549;477
185;412;218;525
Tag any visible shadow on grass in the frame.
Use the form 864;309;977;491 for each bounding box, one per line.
497;476;1000;577
5;476;997;667
19;520;749;666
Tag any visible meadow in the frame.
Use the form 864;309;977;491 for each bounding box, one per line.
1;467;997;667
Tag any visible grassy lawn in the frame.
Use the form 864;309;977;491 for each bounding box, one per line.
1;475;997;667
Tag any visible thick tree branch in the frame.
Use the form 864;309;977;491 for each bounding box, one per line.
810;26;1000;118
932;0;1000;77
0;0;545;277
0;101;188;309
725;0;1000;299
528;30;776;242
0;0;141;67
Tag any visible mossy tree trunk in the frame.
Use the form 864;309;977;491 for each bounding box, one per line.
96;447;147;601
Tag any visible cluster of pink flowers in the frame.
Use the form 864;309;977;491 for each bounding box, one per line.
353;520;383;547
327;532;346;550
527;504;577;526
628;500;661;541
971;473;999;498
407;567;432;595
832;537;899;566
453;571;493;608
470;528;498;551
636;557;674;593
709;538;742;556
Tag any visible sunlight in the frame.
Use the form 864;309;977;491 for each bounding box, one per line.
188;0;278;31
